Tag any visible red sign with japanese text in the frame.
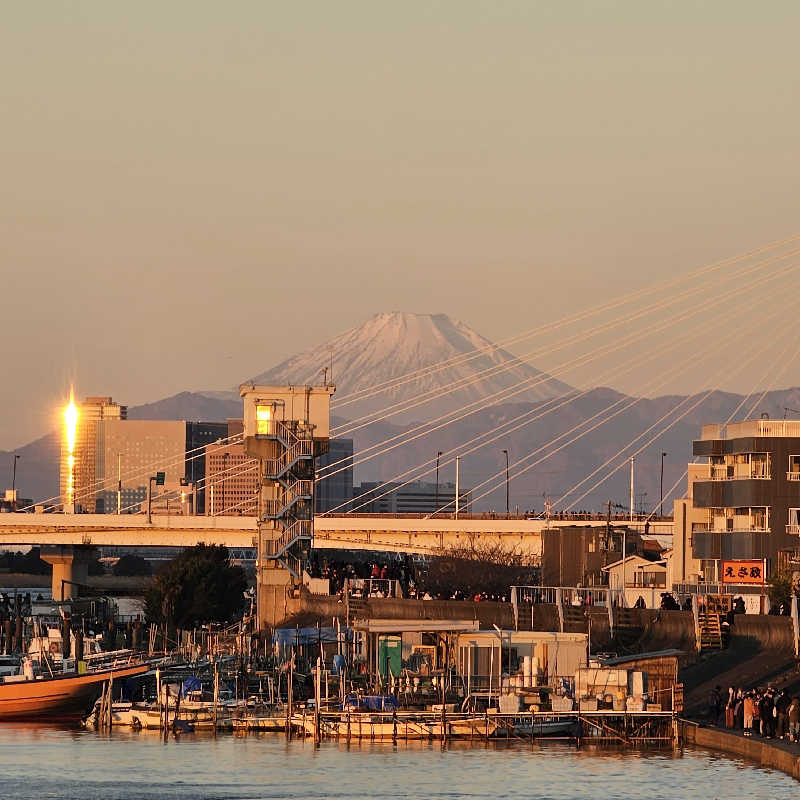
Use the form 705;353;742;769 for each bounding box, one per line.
721;559;765;585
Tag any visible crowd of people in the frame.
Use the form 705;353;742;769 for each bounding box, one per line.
709;685;800;742
305;557;411;596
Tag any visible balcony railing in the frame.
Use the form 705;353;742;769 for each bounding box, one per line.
694;523;770;533
787;524;800;535
707;465;770;480
787;472;800;481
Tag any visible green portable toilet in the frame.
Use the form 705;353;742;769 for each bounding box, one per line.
378;635;402;678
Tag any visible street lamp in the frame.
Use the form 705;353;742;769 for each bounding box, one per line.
502;449;510;516
659;452;668;517
222;452;230;516
435;451;443;513
11;455;20;510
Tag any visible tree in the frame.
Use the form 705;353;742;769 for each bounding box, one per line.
416;537;539;598
113;554;152;577
144;543;247;628
0;548;49;575
767;569;794;609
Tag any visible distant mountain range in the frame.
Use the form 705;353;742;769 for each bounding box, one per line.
4;312;800;513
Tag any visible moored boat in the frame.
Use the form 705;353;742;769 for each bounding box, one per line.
293;712;498;740
0;662;149;722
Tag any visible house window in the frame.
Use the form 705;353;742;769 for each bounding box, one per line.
788;456;800;481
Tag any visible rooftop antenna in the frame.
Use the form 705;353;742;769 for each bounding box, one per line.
784;407;800;419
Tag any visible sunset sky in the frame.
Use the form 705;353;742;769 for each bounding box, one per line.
2;1;799;449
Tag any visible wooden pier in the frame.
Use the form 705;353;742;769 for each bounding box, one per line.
290;709;677;746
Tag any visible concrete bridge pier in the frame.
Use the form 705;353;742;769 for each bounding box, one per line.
257;562;298;629
39;545;99;601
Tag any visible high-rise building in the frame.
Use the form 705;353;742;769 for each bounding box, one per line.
186;421;229;514
204;440;259;516
352;480;470;514
316;438;353;512
95;420;187;513
60;396;126;512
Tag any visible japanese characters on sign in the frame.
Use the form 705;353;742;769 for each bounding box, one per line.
721;559;765;585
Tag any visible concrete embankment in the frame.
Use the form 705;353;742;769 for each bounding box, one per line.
680;615;797;715
682;721;800;781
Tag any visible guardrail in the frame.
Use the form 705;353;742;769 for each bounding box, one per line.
345;577;400;598
512;585;621;606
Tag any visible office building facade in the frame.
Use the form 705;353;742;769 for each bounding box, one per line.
353;480;471;514
315;438;353;513
60;396;126;512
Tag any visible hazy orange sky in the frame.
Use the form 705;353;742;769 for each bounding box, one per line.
2;2;799;449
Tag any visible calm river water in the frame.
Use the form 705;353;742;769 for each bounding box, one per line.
0;725;796;800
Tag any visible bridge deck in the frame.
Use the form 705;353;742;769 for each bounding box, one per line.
0;513;672;555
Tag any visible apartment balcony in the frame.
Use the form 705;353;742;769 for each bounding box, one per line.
707;465;770;481
692;522;769;534
787;524;800;535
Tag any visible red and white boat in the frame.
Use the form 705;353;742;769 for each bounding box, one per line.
0;662;149;722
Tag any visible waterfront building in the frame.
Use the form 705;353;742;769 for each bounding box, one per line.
539;524;654;587
354;480;471;514
677;418;800;583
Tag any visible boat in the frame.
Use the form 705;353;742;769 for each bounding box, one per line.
0;661;149;721
508;714;578;737
293;711;498;740
83;699;222;731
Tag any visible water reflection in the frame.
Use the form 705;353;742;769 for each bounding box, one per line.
0;725;795;800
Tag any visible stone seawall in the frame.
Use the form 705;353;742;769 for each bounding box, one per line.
681;721;800;781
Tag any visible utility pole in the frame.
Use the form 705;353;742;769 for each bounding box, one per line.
435;451;442;513
629;456;635;523
660;451;667;517
11;455;20;510
147;476;155;524
502;449;510;516
455;456;460;519
117;453;122;515
222;452;229;516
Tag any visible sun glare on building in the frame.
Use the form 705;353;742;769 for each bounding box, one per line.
63;391;79;507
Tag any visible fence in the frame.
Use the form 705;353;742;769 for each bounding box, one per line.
512;585;622;607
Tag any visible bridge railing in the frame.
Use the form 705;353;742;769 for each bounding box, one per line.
345;577;401;598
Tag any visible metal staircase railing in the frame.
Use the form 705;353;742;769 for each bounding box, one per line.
262;479;313;519
264;440;314;480
261;519;312;559
256;417;318;582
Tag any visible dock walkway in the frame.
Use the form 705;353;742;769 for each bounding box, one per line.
682;721;800;781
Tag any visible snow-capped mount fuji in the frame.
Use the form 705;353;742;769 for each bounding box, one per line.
246;312;573;424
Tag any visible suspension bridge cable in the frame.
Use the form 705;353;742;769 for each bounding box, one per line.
319;258;800;483
333;233;800;406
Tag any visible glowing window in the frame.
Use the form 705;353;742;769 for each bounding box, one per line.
256;405;271;435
